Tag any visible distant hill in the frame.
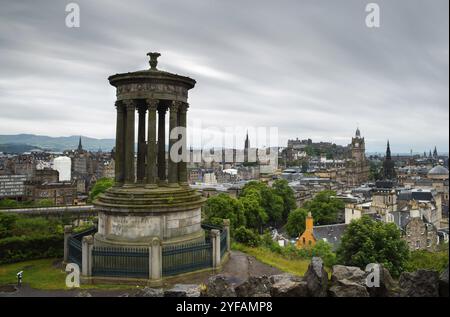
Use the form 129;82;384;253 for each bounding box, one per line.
0;143;42;154
0;134;115;153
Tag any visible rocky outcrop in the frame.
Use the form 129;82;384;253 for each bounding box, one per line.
304;257;328;297
365;264;398;297
399;270;439;297
269;274;309;297
331;265;366;285
134;287;164;297
439;267;449;297
75;291;92;297
235;276;271;297
164;284;201;297
206;275;236;297
329;265;369;297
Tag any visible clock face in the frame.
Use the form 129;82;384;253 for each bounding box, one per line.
354;142;359;147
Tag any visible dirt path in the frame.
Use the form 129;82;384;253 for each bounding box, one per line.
0;251;282;297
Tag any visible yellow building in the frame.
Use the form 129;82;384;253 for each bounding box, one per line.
296;212;316;249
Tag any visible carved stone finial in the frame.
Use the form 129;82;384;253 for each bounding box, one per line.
147;52;161;70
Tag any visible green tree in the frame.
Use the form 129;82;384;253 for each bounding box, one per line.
239;189;268;233
240;181;284;227
304;190;343;225
285;208;308;237
234;226;261;247
89;178;114;202
0;213;18;239
272;179;297;222
204;193;245;230
336;216;410;277
35;198;54;207
0;199;19;209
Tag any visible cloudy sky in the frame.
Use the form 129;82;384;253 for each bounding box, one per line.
0;0;448;153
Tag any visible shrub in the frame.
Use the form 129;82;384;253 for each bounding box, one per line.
234;226;261;247
405;248;449;273
0;234;63;264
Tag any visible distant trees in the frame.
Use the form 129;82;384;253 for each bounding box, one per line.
336;216;410;277
272;179;297;221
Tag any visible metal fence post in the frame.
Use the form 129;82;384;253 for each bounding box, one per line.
63;225;73;264
81;235;94;277
211;229;221;269
223;219;231;252
151;237;162;282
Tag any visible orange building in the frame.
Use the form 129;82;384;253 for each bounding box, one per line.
296;212;316;249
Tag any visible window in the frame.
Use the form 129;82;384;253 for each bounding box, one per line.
427;239;432;248
415;241;420;249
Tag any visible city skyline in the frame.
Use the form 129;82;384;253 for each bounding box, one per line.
0;0;448;153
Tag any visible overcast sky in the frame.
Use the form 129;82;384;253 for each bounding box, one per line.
0;0;448;153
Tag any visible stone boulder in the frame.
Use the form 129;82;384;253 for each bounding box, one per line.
399;270;439;297
164;284;201;297
205;275;236;297
134;287;164;297
269;274;309;297
331;265;366;285
439;267;449;297
364;264;398;297
235;276;271;297
75;291;92;297
304;257;328;297
329;279;369;297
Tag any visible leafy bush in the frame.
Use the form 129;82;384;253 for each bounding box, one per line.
0;213;18;239
234;226;261;247
89;177;114;202
405;248;449;273
0;235;63;264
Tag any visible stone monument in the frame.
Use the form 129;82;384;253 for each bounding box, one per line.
93;52;206;248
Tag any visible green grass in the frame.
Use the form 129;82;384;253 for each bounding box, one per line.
232;243;311;276
0;258;138;291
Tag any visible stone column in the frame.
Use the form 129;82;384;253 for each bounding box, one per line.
150;237;162;283
211;229;221;269
136;106;147;184
63;225;73;263
157;106;167;183
124;100;136;186
114;102;125;186
168;101;180;187
223;219;231;252
178;103;189;186
81;235;94;277
146;99;158;188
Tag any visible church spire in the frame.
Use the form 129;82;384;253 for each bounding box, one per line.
77;136;83;151
386;140;391;160
355;127;361;138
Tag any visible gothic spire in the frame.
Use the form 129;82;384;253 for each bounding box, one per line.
386;140;391;160
78;136;83;151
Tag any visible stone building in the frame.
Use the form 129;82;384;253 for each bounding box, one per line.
400;207;439;252
344;128;370;187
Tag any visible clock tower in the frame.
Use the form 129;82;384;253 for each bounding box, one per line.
351;127;365;161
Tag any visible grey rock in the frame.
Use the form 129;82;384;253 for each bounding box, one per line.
365;264;397;297
269;274;309;297
329;279;370;297
206;275;236;297
75;291;92;297
399;270;439;297
134;287;164;297
439;267;449;297
235;276;271;297
304;257;328;297
331;265;366;285
164;284;201;297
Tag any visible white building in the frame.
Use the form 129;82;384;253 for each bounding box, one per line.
53;156;72;181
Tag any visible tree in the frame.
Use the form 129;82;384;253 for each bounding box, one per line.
285;208;308;237
272;179;297;222
204;193;245;230
239;189;268;233
0;199;19;209
240;181;284;227
89;178;114;202
234;226;260;247
35;198;54;207
304;190;343;225
336;216;410;277
0;213;18;239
